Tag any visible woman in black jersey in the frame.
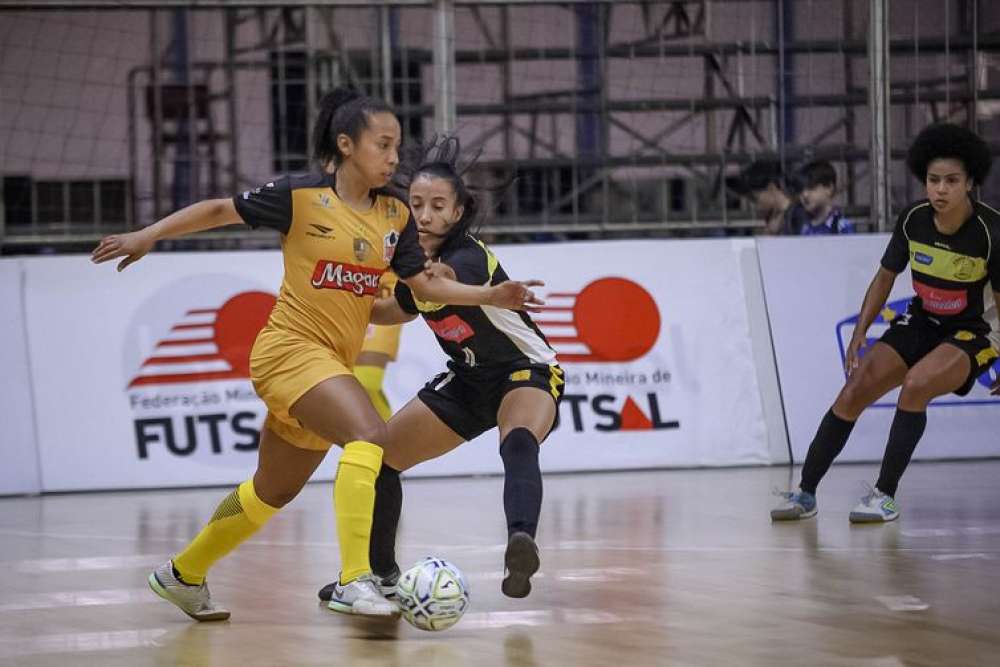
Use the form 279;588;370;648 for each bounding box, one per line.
772;123;1000;524
319;136;563;602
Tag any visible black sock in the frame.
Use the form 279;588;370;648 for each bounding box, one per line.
499;428;543;539
799;408;857;495
875;409;927;497
369;463;402;576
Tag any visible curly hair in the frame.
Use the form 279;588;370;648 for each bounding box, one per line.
906;123;992;185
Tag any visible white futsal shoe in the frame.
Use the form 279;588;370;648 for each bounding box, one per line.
849;485;899;523
327;574;400;616
318;565;400;601
148;560;231;621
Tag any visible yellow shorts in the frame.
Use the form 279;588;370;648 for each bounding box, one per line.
359;323;402;360
250;328;353;451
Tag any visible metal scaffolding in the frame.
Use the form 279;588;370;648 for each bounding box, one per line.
2;0;1000;251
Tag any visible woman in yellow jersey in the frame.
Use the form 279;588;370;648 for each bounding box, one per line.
92;89;542;621
317;136;564;604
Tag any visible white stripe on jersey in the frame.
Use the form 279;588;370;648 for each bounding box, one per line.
481;305;557;366
984;284;1000;349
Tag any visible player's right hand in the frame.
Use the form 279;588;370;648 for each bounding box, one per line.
489;280;545;311
91;231;154;272
845;335;866;376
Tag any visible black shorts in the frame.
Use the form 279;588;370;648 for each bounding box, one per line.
878;314;998;396
417;364;565;441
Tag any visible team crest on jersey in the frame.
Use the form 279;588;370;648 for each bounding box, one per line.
316;193;333;209
383;229;400;261
953;256;977;281
354;237;372;262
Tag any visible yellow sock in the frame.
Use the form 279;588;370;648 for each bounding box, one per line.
335;440;383;583
354;365;392;421
173;479;278;585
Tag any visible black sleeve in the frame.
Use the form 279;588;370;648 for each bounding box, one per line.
880;208;910;273
393;280;419;315
233;176;293;234
390;221;426;279
442;242;491;286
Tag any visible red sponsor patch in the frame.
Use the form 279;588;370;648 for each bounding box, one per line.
310;261;383;296
913;280;968;315
426;314;475;343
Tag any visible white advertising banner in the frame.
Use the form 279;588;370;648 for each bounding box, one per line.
385;239;775;477
22;239;775;491
759;235;1000;463
20;253;333;492
0;260;42;495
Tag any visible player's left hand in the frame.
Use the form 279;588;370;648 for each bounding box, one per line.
489;280;545;311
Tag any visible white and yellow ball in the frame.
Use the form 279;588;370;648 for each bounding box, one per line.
396;557;470;631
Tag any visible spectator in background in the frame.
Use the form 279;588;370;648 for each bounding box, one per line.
740;159;803;235
793;160;855;235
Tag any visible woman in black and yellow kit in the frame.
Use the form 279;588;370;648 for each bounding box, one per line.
319;136;564;603
772;123;1000;524
92;90;542;620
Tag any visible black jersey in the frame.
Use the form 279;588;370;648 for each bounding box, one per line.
881;200;1000;336
394;234;557;375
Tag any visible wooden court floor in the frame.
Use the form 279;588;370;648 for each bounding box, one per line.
1;461;999;666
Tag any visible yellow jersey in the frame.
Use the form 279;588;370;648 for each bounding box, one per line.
234;173;423;363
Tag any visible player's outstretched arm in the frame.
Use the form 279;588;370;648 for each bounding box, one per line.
845;266;898;375
91;198;243;272
403;270;545;311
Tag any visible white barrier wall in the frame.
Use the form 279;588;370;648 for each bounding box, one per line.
0;260;41;495
5;239;779;492
4;235;995;494
758;235;1000;463
21;254;297;492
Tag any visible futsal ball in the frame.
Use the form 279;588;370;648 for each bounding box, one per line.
396;557;470;631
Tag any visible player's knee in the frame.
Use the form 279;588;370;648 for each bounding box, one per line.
836;377;871;417
899;371;933;403
345;420;388;447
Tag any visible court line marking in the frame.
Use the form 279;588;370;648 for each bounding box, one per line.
875;595;929;612
0;629;170;659
0;588;152;612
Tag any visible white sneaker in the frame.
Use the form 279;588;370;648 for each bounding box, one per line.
849;485;900;523
318;565;400;601
148;560;230;621
327;574;400;616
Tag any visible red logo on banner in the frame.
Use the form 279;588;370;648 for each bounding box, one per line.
534;277;661;363
913;280;967;315
129;291;276;388
310;261;383;296
427;314;475;343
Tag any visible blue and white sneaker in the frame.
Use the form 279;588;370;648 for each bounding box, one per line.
770;489;818;521
849;485;899;523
